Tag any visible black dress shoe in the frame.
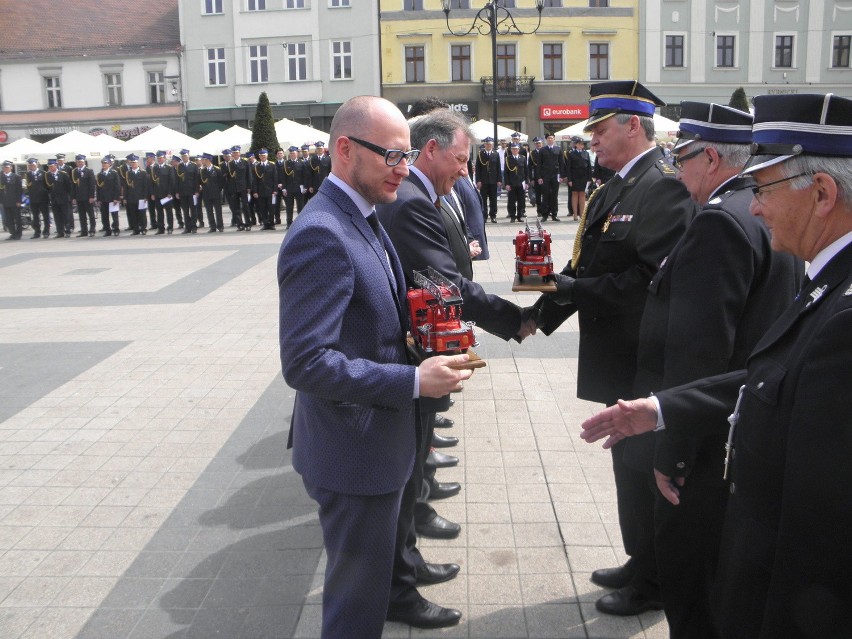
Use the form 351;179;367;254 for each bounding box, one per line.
448;398;455;407
433;415;454;429
426;450;458;469
595;585;663;616
155;229;165;235
432;433;458;448
387;598;461;629
415;513;461;539
207;227;217;233
416;562;460;585
426;481;461;500
591;563;635;589
181;229;192;234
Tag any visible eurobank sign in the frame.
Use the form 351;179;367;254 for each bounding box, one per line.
540;105;589;120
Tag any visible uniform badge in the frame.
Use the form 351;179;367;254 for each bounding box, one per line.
709;196;722;205
610;214;633;223
804;285;828;309
844;282;852;296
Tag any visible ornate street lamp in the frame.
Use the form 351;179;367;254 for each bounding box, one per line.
442;0;545;144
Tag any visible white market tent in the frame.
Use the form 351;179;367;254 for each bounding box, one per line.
274;118;328;149
1;137;46;163
468;119;526;143
217;125;252;151
38;130;128;160
196;129;226;154
123;125;200;156
555;112;681;141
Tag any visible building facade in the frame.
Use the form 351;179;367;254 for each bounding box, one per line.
641;0;852;119
180;0;381;136
380;0;638;137
0;2;183;145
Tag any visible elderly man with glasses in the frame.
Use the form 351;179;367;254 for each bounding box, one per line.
581;93;852;639
619;102;803;636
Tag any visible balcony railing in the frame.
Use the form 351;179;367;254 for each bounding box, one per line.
481;75;535;101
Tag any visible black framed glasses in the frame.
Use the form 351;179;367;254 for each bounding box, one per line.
348;136;420;166
751;173;809;203
672;146;706;170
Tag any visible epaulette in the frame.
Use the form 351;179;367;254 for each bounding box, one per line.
656;158;678;176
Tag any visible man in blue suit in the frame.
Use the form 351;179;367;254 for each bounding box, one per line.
278;96;471;639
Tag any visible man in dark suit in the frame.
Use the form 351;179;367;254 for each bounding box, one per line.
46;159;72;237
534;81;697;616
149;151;177;234
176;149;199;234
306;140;331;199
199;153;224;232
71;154;96;237
279;96;470;638
474;136;501;222
378;109;536;614
227;146;251;230
580;92;852;639
96;157;121;236
278;145;306;228
537;133;562;221
503;142;528;222
123;155;150;235
528;137;543;213
26;158;50;238
624;102;803;635
252;148;277;230
1;160;24;240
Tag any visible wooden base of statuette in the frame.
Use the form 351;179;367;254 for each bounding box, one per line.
449;349;487;370
512;274;557;292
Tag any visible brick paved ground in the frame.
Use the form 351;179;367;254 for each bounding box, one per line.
0;196;668;638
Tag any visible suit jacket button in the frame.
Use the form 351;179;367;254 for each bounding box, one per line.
757;381;765;389
676;462;685;469
577;267;585;275
729;482;736;495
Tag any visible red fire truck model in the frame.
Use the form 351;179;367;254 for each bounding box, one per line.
407;267;478;355
513;220;554;281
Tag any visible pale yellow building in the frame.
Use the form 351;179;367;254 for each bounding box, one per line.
380;0;639;137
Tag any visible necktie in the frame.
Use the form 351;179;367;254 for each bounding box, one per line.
366;212;382;243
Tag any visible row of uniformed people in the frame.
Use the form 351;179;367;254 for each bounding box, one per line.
2;143;332;239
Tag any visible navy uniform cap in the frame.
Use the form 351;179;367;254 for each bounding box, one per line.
258;148;269;155
511;132;521;138
246;152;255;158
483;136;494;143
156;150;167;157
231;145;241;152
127;154;139;161
75;154;86;161
101;157;112;164
221;148;232;155
27;158;38;164
510;142;520;148
315;141;324;147
674;102;753;151
56;153;66;160
288;145;299;152
532;137;542;143
202;152;214;160
3;160;14;167
189;155;198;161
300;144;310;150
145;152;156;158
171;155;181;162
585;80;665;131
47;159;58;165
180;148;190;155
743;93;852;174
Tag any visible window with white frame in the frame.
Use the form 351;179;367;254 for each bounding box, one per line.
543;43;563;80
286;0;305;7
203;0;223;14
774;34;794;68
207;48;227;85
45;76;62;108
248;0;266;10
716;34;736;68
104;73;123;106
249;45;269;83
833;34;851;68
331;40;352;79
286;42;308;81
148;71;165;104
330;0;350;6
665;34;685;67
589;42;609;80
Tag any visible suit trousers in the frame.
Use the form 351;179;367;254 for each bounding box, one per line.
30;201;50;235
303;478;403;639
539;179;559;219
180;196;197;231
77;201;96;234
99;201;119;233
507;188;526;220
480;184;498;221
204;198;224;231
611;439;659;595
